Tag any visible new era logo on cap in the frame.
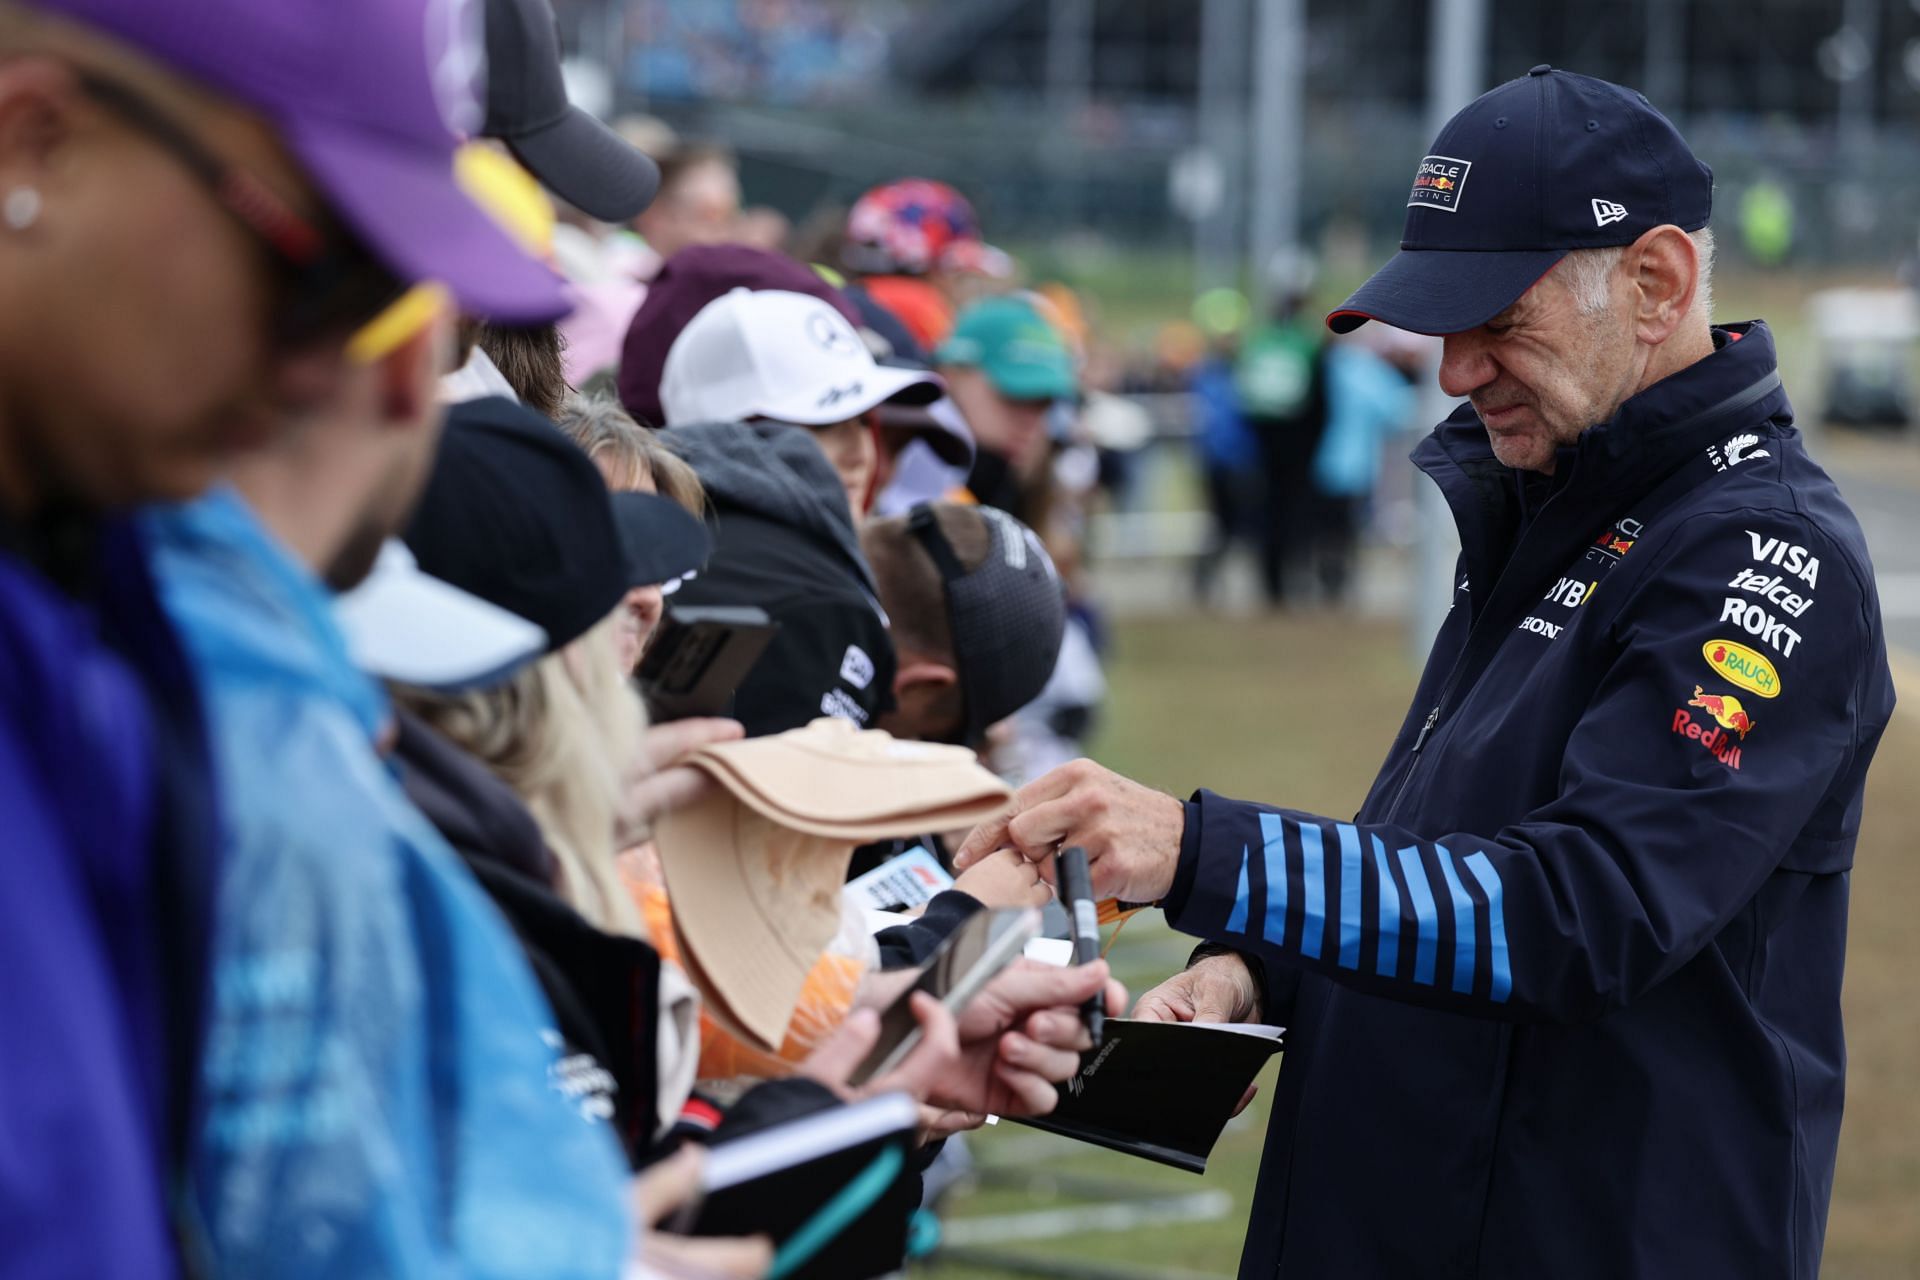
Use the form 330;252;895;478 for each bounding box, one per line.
1592;198;1629;227
1409;155;1472;213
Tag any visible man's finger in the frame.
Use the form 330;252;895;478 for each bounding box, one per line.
632;1146;704;1226
1231;1082;1260;1118
970;960;1109;1033
1022;1008;1093;1052
870;994;960;1103
952;806;1014;871
801;1007;881;1091
628;766;715;826
992;1059;1059;1117
1131;995;1183;1023
954;763;1088;869
1004;796;1085;859
999;1031;1082;1083
640;716;745;768
644;1231;775;1278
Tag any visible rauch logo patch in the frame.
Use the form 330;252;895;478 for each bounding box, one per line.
1409;155;1472;213
1703;638;1780;699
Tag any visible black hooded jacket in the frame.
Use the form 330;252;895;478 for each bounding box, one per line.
666;420;897;736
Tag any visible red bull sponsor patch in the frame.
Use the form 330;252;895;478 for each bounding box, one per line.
1702;639;1780;699
1409;155;1472;212
1688;685;1754;738
1674;687;1751;767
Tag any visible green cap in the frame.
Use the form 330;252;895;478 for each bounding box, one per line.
936;295;1078;402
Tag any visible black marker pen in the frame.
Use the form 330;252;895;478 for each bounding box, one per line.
1056;845;1104;1049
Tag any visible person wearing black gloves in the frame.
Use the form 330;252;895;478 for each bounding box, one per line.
956;70;1896;1280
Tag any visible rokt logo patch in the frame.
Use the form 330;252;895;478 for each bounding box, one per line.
1409;155;1472;212
1703;638;1780;699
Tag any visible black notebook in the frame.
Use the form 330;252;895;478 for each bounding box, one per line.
1016;1020;1284;1173
686;1092;920;1279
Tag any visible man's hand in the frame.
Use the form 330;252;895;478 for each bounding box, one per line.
953;759;1187;903
951;847;1054;909
932;960;1128;1119
822;960;1127;1125
1132;952;1262;1025
1133;953;1264;1118
620;717;745;842
631;1147;772;1278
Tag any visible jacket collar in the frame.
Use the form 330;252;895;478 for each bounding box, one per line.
1413;320;1790;585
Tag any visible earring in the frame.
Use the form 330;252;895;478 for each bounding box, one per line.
3;187;41;231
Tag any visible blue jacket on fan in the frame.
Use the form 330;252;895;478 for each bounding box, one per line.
0;516;217;1278
1161;323;1894;1279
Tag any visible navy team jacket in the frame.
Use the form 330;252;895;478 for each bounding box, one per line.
1161;323;1895;1279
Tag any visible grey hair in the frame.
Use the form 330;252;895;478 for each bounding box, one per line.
1560;226;1715;321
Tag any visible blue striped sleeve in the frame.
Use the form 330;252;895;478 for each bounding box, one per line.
1372;834;1401;979
1463;852;1513;1003
1258;812;1287;947
1335;824;1364;970
1225;846;1250;935
1397;846;1440;986
1437;846;1476;995
1297;819;1326;960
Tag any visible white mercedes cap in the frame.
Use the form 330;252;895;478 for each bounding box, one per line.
335;540;548;691
659;287;943;427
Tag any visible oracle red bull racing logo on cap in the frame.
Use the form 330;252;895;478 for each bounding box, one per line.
1409;155;1472;212
1673;685;1753;770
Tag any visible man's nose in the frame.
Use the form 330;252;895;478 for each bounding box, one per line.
629;584;664;628
1438;331;1497;400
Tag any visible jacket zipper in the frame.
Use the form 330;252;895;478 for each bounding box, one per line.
1382;368;1784;826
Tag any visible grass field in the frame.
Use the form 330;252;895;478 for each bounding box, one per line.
920;613;1920;1279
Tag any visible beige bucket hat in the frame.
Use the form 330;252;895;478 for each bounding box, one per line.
654;719;1011;1049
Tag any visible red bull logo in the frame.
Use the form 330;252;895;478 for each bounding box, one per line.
1688;685;1754;738
1673;685;1752;769
1409;154;1471;212
1593;531;1636;558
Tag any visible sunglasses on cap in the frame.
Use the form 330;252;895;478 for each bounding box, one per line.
73;69;406;349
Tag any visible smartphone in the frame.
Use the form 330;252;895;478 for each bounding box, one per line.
636;604;778;721
850;906;1042;1086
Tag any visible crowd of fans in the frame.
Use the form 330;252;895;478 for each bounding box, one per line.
4;0;1130;1276
1173;269;1430;610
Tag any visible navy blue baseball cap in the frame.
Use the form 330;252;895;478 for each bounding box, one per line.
1328;66;1713;336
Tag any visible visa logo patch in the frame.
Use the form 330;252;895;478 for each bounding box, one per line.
1409;155;1472;212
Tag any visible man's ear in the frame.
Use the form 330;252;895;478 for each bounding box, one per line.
0;59;78;188
378;302;453;430
894;660;958;696
1628;224;1699;346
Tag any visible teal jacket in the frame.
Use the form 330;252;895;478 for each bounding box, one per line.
150;491;630;1278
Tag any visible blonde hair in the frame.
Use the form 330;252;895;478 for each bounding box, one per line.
557;394;707;515
400;612;649;937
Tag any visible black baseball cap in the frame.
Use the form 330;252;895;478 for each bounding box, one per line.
482;0;661;222
612;491;711;587
907;503;1066;745
404;397;627;653
1328;66;1713;336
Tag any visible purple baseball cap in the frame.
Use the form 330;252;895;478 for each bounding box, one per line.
33;0;569;324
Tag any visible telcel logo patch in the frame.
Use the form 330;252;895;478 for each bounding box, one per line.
1409;155;1472;212
1702;638;1780;699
